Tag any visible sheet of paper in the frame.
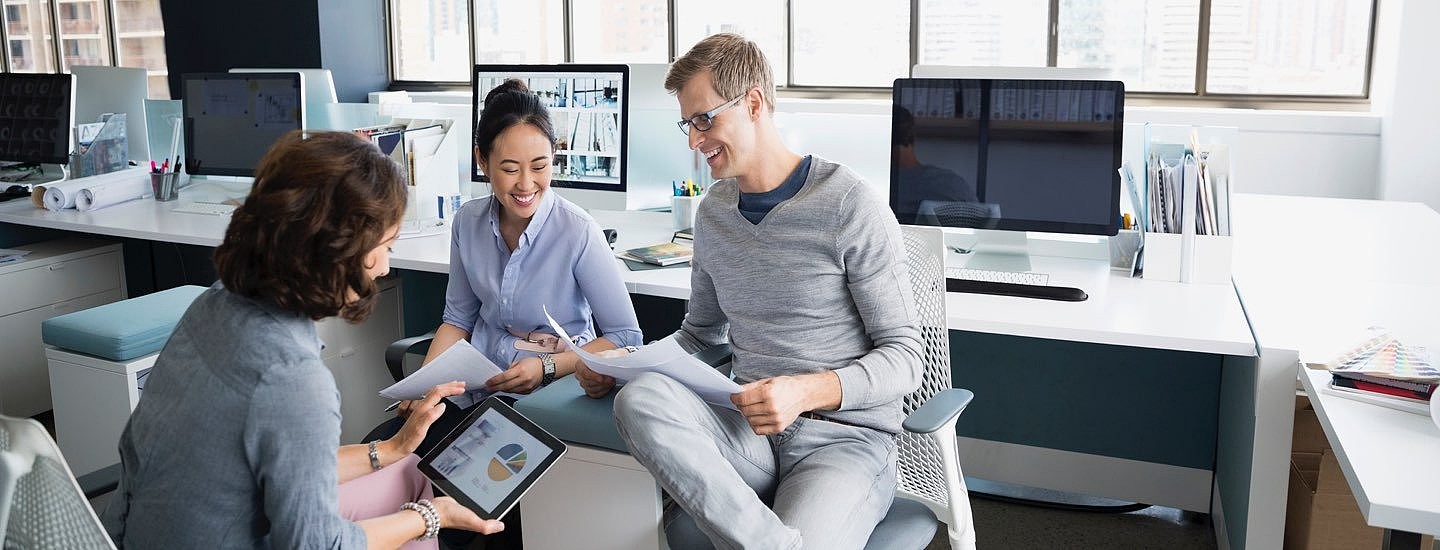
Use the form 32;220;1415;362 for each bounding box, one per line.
378;339;504;401
544;307;741;409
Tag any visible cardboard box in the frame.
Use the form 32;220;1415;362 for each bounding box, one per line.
1292;394;1330;455
1285;450;1383;550
1285;395;1435;550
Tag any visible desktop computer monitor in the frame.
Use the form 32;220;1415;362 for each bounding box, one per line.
181;72;304;177
890;77;1123;272
0;73;74;166
229;68;340;129
472;64;628;211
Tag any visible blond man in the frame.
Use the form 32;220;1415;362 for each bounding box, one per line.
579;34;922;549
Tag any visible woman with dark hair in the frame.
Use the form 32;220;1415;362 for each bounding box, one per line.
102;131;503;549
396;78;641;421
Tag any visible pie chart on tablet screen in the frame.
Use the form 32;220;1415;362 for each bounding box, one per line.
487;443;527;481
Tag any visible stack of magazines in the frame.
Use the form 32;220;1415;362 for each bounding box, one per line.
1324;327;1439;415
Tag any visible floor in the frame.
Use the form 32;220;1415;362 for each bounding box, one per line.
917;478;1211;549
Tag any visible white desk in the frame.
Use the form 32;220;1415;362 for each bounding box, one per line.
1;189;1274;546
1298;369;1440;548
1232;194;1440;550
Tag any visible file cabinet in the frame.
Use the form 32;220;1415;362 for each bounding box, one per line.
0;239;125;417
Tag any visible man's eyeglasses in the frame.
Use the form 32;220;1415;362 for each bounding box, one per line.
676;94;745;136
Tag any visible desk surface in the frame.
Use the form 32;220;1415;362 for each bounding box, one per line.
1232;194;1440;364
1298;368;1440;536
1233;193;1440;538
0;188;1254;355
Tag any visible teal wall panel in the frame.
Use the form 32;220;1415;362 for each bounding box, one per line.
951;330;1223;470
1216;354;1259;549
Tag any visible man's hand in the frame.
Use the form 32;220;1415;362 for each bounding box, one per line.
486;357;544;394
389;381;466;456
731;376;815;435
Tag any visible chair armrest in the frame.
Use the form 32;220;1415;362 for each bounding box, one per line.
691;343;732;369
902;388;974;435
77;463;122;500
384;333;436;383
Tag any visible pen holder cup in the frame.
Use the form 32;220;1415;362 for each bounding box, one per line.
150;172;181;202
1108;230;1141;274
673;195;701;230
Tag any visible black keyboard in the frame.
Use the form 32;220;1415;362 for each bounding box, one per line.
946;278;1089;302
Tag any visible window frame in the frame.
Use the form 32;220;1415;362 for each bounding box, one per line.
385;0;1380;109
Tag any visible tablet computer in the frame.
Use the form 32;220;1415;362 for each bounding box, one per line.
418;396;567;520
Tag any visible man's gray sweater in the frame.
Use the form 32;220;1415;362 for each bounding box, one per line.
670;156;923;434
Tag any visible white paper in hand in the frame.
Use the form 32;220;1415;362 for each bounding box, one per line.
378;339;504;401
544;306;741;409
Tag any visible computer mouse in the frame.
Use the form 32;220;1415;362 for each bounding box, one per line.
5;185;27;194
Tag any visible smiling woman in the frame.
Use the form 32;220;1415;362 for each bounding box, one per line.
375;82;643;514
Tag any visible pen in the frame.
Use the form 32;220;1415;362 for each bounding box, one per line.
385;401;401;412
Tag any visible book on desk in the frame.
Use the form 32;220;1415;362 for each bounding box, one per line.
619;241;692;266
1319;327;1438;416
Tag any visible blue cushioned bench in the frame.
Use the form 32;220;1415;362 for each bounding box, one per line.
42;284;206;476
42;285;207;361
513;376;628;453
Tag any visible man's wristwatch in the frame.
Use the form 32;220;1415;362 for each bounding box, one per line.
539;353;556;387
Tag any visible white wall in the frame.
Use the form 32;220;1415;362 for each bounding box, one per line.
772;99;1382;202
1374;0;1440;211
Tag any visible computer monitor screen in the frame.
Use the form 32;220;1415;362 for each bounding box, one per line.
890;78;1123;236
0;73;74;165
472;64;628;195
182;72;303;177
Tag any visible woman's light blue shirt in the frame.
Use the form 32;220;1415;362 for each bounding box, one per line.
442;191;641;368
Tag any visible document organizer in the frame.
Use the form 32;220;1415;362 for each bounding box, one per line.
68;113;128;179
390;117;460;231
1139;123;1234;284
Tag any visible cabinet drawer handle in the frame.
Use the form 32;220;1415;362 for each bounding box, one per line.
49;263;66;271
339;348;357;358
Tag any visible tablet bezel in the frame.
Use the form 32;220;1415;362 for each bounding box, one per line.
417;396;567;520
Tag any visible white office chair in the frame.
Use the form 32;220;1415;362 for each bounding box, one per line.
0;415;115;549
664;226;978;550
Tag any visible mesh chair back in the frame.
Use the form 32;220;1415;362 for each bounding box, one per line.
0;416;115;549
933;202;1000;230
894;227;953;509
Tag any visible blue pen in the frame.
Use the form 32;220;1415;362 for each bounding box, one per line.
673;180;681;196
437;196;445;219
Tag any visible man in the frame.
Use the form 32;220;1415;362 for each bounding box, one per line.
576;33;922;549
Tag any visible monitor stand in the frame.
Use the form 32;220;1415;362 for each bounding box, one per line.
960;229;1033;273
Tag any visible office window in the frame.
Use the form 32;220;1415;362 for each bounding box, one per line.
1058;0;1199;93
113;0;169;99
390;0;470;82
386;0;1378;103
474;0;563;64
918;0;1049;68
1;0;168;98
790;0;908;87
56;0;112;70
569;0;667;64
1206;0;1371;96
4;0;57;73
674;0;787;84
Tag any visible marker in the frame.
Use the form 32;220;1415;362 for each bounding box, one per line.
149;160;158;173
